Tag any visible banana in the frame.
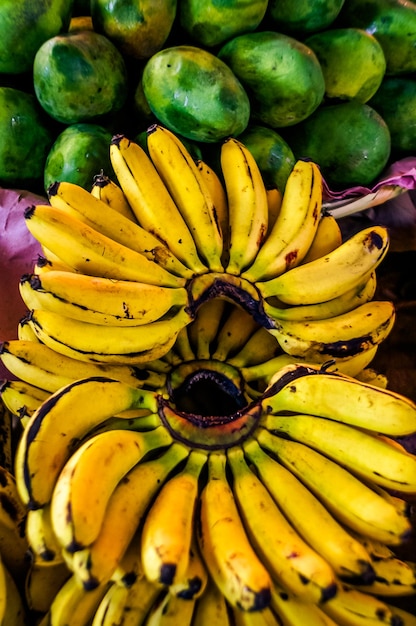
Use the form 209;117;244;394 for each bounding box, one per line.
146;124;223;272
227;446;338;604
301;212;342;264
0;466;30;584
46;574;110;626
25;557;71;614
170;325;196;364
263;271;377;323
110;134;207;274
144;589;196;626
220;137;268;275
26;306;192;365
187;297;227;361
50;426;173;552
211;304;260;362
0;339;166;394
242;160;322;282
34;250;75;275
232;604;280;626
20;270;190;327
191;577;231;626
71;442;189;589
197;451;272;612
26;504;64;563
321;584;407;625
227;325;282;369
141;449;207;586
351;556;416;596
48;180;193;279
169;536;208;601
261;413;416;494
262;362;416;436
258;225;389;303
91;171;137;221
15;376;159;508
270;584;339;626
0;378;49;420
92;581;130;626
196;158;229;263
269;300;395;362
255;429;412;545
265;187;283;235
0;401;15;473
0;554;27;626
384;604;416;625
243;439;375;583
24;204;185;288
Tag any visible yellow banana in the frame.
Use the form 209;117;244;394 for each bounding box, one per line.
211;304;260;361
258;224;389;303
232;604;280;626
227;446;338;604
220;137;268;275
270;584;339;626
20;270;189;327
197;451;272;611
269;300;395;362
46;574;110;626
92;581;130;626
192;577;231;626
321;584;406;625
265;187;283;235
15;376;159;508
227;325;281;369
110;134;207;274
24;557;71;615
0;378;49;420
0;554;27;626
141;450;207;586
48;179;193;279
0;466;29;584
26;306;192;365
196;158;229;263
91;171;136;222
17;316;41;342
261;413;416;494
26;504;64;564
187;298;227;360
169;535;208;601
147;124;223;272
24;204;185;288
384;604;416;625
351;556;416;596
71;442;189;590
255;429;412;545
301;212;342;264
243;439;375;583
242;160;322;282
144;589;196;626
50;426;172;552
262;362;416;436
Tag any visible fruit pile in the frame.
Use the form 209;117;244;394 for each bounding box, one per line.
0;125;415;624
0;0;415;196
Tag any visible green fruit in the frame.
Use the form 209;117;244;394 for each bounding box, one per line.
218;31;325;128
265;0;345;34
179;0;268;47
305;28;386;103
142;45;250;142
44;123;114;192
288;101;391;189
33;30;129;125
0;87;53;187
338;0;416;75
0;0;73;74
91;0;177;60
369;76;416;155
238;125;296;192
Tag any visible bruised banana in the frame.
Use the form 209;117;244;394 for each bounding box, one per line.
110;134;207;274
91;171;137;221
258;224;389;303
146;124;223;272
19;270;189;327
242;159;322;282
220;137;268;275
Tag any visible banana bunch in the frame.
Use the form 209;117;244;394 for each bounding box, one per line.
11;123;392;371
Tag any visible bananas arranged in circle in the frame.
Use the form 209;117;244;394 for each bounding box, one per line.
0;124;415;624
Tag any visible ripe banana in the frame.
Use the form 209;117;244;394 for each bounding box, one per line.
187;298;227;361
26;504;64;564
227;325;282;369
211;304;260;362
232;604;280;626
269;300;395;361
141;450;207;586
256;429;412;545
146;124;223;272
24;557;71;615
265;187;283;235
262;362;416;436
0;466;29;584
45;574;110;626
91;171;136;221
321;584;406;625
71;442;189;589
20;270;189;327
227;446;338;604
197;451;272;612
192;577;231;626
196;158;229;263
0;554;27;626
144;589;196;626
91;581;130;626
48;179;193;279
26;306;192;365
110;134;207;274
301;212;342;264
169;535;208;601
261;413;416;494
243;439;375;583
15;376;159;508
270;584;339;626
258;225;389;303
242;160;322;282
352;556;416;597
0;378;49;420
220;137;268;275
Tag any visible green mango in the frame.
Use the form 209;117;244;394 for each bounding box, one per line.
44;123;114;192
338;0;416;75
218;31;325;128
179;0;268;47
238;125;296;192
90;0;177;60
265;0;345;34
142;45;250;142
0;87;53;188
0;0;73;74
33;30;129;125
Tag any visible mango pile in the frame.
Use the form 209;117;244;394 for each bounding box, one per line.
0;0;415;195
